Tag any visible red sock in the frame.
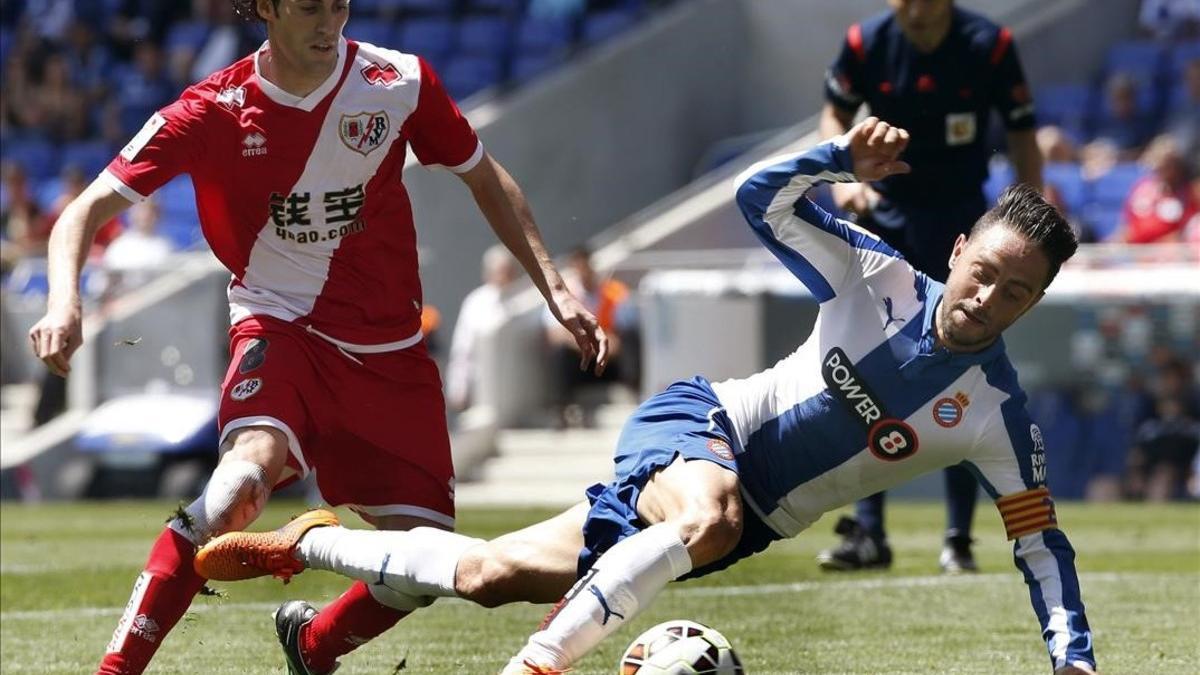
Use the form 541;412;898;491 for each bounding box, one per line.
97;528;207;674
300;581;408;672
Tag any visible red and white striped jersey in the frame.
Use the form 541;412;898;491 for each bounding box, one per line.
103;38;482;350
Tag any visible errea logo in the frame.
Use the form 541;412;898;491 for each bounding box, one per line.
242;132;267;157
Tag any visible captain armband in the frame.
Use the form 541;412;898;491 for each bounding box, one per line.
995;486;1058;540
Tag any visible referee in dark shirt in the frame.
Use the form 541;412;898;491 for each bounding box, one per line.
816;0;1044;574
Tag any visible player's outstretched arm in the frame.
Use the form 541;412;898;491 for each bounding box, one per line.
732;117;910;302
458;153;609;375
28;180;135;377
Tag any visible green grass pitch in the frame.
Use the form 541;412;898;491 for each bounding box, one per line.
1;500;1197;673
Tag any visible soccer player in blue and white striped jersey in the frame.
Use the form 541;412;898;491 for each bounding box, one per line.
197;118;1096;675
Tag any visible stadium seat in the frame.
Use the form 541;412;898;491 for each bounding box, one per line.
156;176;200;234
1170;41;1200;77
581;8;639;44
441;54;505;100
510;52;560;82
516;14;577;54
1089;162;1146;208
983;160;1014;206
1104;41;1167;81
2;137;60;181
1043;162;1088;215
456;15;514;58
1080;204;1123;242
60;140;115;177
395;0;455;13
344;19;395;47
398;17;456;62
467;0;525;12
164;21;211;53
1034;84;1092;141
35;178;64;209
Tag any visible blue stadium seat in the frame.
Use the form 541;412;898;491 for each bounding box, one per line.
398;17;456;62
2;137;60;181
581;8;638;44
156;176;199;230
1170;41;1200;77
1033;84;1092;141
61;140;115;177
164;21;211;53
396;0;455;12
1043;162;1088;215
1105;41;1167;81
510;52;560;82
456;15;514;58
983;160;1014;206
1080;205;1121;241
345;19;395;47
35;178;64;209
516;14;576;53
441;55;505;100
1089;162;1146;209
467;0;525;12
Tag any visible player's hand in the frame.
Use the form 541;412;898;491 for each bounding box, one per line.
831;182;880;217
28;302;83;377
548;290;610;376
842;117;911;183
1054;665;1098;675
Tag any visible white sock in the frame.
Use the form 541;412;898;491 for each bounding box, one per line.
168;459;267;544
513;523;693;669
297;526;483;599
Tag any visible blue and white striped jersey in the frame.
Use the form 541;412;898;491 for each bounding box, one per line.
713;139;1094;671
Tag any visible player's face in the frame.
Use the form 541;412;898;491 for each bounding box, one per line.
888;0;954;50
937;226;1048;352
259;0;349;71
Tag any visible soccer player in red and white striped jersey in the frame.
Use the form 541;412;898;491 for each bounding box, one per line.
28;1;608;673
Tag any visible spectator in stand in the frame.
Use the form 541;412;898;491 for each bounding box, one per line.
102;196;172;295
1088;72;1157;161
1119;134;1197;243
31;51;90;142
1138;0;1200;39
445;244;522;412
1;52;39;134
1126;357;1200;501
544;247;637;426
0;161;47;270
1037;125;1079;164
115;42;177;135
63;19;113;104
1166;58;1200;159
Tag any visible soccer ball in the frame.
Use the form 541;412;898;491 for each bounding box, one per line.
619;619;744;674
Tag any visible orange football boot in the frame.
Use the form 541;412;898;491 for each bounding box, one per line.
194;509;339;582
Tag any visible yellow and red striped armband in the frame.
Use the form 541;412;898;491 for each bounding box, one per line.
996;486;1058;540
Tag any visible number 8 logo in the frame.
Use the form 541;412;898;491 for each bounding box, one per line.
868;419;919;462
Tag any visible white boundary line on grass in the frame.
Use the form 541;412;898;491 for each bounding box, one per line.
3;571;1189;622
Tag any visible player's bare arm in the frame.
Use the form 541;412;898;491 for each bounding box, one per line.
459;152;610;374
1007;128;1044;190
28;181;134;377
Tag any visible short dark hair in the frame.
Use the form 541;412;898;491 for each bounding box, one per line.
969;183;1077;289
232;0;280;23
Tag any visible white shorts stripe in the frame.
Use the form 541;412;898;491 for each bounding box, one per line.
346;503;455;528
219;415;308;477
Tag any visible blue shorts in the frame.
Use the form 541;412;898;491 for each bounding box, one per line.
577;376;782;581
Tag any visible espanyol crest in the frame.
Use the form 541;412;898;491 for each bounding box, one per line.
339;111;389;156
